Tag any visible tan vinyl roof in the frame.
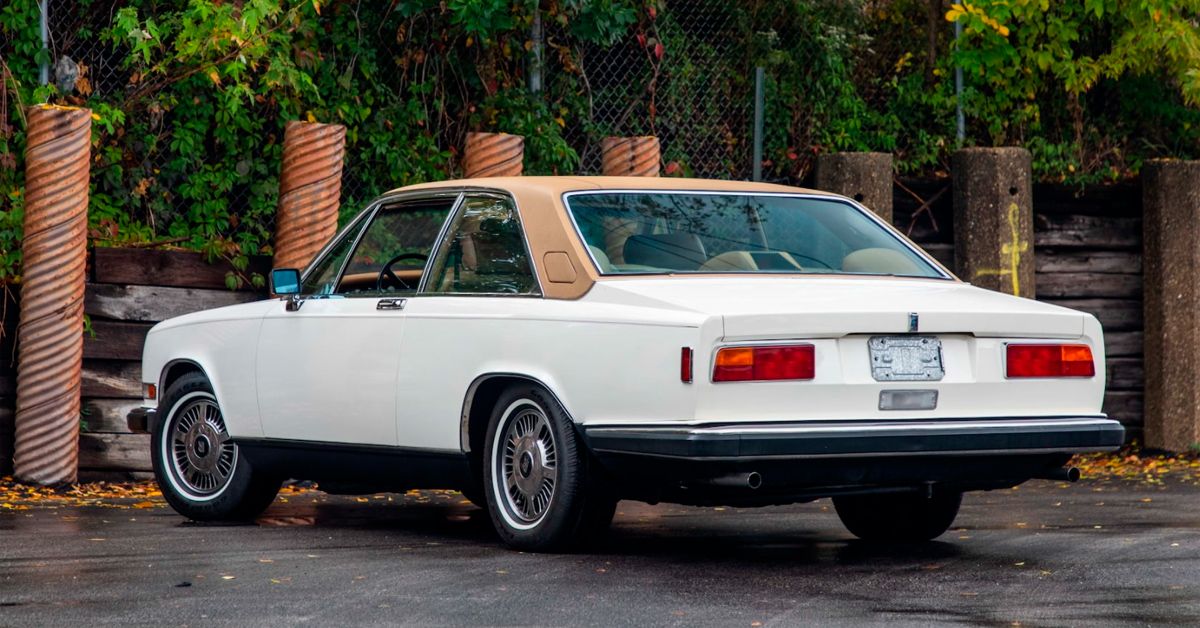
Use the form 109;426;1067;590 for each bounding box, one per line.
385;177;842;300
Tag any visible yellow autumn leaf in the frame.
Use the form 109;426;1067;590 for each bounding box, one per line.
306;111;317;123
207;69;221;85
313;0;321;15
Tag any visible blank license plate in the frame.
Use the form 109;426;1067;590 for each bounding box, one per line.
869;336;944;382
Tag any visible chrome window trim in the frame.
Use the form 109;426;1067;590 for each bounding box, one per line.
417;189;544;298
298;202;377;292
301;190;465;298
559;189;953;281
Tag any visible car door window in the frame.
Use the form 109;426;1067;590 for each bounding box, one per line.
337;197;458;296
301;211;371;296
424;195;539;295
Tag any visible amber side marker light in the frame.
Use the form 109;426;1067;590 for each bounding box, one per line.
1006;344;1095;378
143;383;157;400
713;345;815;382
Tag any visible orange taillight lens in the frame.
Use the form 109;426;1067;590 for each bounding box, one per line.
713;345;815;382
1006;344;1095;378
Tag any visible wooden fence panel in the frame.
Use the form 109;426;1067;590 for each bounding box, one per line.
75;247;269;479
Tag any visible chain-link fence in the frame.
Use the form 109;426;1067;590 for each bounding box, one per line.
19;1;910;245
574;2;754;179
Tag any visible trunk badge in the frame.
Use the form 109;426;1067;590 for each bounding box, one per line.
908;313;919;333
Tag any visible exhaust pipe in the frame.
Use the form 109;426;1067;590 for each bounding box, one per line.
708;472;762;490
1035;466;1081;483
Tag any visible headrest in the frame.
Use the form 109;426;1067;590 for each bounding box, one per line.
841;247;924;275
623;233;707;270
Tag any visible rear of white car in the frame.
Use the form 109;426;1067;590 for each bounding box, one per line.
564;190;1122;518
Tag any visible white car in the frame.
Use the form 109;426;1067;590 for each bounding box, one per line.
128;177;1123;551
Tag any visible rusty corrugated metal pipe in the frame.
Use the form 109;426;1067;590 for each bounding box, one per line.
15;105;92;486
274;120;346;271
463;132;524;178
601;136;660;177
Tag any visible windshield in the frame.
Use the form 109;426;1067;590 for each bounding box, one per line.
566;192;944;278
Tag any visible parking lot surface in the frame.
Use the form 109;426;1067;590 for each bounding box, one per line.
2;478;1199;626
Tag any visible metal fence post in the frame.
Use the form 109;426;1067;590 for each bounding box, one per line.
274;121;346;272
463;132;525;178
752;67;764;182
14;104;92;486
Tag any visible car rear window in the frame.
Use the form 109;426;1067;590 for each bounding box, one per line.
565;191;945;278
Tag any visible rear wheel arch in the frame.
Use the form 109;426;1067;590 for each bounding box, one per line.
461;374;576;466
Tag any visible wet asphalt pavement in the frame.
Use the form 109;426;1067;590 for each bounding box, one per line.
2;478;1199;627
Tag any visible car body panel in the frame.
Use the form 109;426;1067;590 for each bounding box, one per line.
134;177;1120;502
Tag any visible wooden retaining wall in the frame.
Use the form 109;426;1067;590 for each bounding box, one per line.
896;179;1145;441
78;248;269;480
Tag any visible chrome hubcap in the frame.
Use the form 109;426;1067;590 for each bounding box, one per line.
499;407;557;524
170;398;236;496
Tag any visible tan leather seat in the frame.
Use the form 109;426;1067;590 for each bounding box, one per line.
588;245;617;273
841;247;924;275
699;251;760;272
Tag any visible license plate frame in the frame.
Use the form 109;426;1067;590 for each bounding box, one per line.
868;336;944;382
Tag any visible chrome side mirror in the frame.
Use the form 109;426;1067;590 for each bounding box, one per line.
271;268;304;311
271;268;301;295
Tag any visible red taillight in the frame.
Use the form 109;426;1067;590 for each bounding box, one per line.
681;347;693;383
713;344;815;382
1006;344;1095;378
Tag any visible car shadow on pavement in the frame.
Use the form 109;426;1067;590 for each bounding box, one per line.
241;495;968;566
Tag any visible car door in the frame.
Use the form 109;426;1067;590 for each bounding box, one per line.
394;192;542;450
256;193;460;445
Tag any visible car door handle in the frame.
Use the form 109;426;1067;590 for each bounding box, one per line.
376;298;407;311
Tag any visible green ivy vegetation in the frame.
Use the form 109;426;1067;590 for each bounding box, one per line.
1;0;1199;285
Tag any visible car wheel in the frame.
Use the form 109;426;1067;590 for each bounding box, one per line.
483;383;613;552
152;372;281;522
833;490;962;542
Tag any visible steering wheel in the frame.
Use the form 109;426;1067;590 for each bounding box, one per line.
377;252;429;292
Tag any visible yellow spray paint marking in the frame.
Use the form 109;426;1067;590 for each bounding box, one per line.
973;203;1028;296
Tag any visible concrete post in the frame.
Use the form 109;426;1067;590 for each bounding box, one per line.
815;152;893;223
463;132;524;178
15;105;92;486
601;136;660;177
1143;160;1200;451
951;147;1035;298
274;120;346;271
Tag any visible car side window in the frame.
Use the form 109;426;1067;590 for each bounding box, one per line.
336;198;457;296
424;195;538;295
300;211;371;296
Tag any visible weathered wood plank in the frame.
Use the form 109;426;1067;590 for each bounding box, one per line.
1035;249;1142;275
92;247;272;291
1104;331;1143;358
1105;357;1143;392
85;283;263;323
1034;214;1141;249
1103;390;1143;427
81;398;143;434
82;360;142;398
83;321;153;361
1035;272;1142;299
1042;298;1142;332
79;433;152;471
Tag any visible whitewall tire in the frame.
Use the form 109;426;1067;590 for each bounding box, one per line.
152;372;281;522
482;383;617;552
